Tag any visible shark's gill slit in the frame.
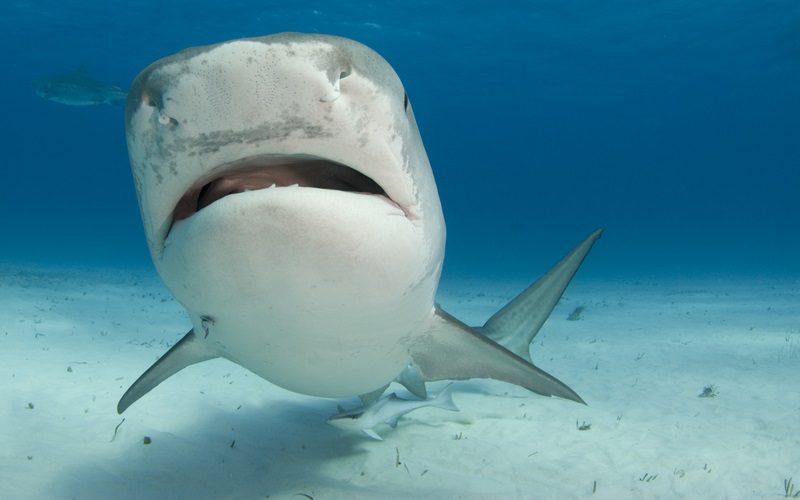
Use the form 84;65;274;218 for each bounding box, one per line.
171;158;388;226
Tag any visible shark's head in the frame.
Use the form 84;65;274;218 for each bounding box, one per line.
125;33;445;396
127;33;442;253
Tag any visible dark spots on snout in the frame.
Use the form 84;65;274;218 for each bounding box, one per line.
171;118;332;157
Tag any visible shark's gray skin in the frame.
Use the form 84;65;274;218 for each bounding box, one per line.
33;66;127;106
118;32;602;416
329;384;459;440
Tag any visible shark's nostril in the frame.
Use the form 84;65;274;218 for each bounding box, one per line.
157;110;178;127
320;69;350;103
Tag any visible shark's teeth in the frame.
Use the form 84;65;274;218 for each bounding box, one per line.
169;158;392;229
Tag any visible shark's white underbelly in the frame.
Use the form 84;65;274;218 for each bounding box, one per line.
157;187;440;397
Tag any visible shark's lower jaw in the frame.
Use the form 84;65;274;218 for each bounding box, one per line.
157;176;435;397
169;155;398;237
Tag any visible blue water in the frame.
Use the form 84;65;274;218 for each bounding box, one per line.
2;1;798;280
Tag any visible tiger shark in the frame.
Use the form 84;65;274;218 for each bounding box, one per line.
33;66;127;106
118;32;602;416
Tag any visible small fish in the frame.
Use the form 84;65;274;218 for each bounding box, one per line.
33;66;127;106
329;384;459;440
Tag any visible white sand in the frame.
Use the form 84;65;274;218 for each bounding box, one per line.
1;265;799;499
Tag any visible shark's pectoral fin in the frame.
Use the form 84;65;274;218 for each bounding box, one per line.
117;329;218;414
359;384;390;406
480;228;603;362
409;307;585;404
395;363;427;399
363;429;383;440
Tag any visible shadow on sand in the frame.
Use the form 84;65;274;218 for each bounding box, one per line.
50;396;390;499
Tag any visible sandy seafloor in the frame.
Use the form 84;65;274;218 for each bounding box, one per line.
1;265;798;499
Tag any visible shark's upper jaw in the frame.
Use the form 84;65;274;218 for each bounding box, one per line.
169;154;399;237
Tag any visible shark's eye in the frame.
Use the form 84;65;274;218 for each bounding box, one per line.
403;92;409;111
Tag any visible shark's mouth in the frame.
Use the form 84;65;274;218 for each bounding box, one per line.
171;156;392;229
